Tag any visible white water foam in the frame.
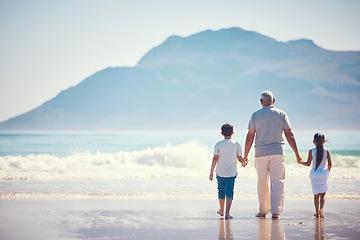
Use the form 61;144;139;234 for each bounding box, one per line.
0;141;211;180
1;141;359;181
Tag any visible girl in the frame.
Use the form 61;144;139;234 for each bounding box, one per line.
297;133;332;218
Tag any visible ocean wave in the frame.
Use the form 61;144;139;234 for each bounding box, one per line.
1;141;359;180
1;192;359;200
0;141;211;180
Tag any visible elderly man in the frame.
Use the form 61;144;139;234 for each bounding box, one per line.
244;91;302;219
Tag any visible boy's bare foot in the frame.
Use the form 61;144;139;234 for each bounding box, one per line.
314;213;320;218
319;211;325;219
225;214;233;220
217;209;224;216
255;212;266;218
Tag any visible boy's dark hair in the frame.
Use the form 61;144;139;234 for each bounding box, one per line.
221;123;233;137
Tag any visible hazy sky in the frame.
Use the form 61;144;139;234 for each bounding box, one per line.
1;0;359;122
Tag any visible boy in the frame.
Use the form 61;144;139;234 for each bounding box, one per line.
209;123;247;219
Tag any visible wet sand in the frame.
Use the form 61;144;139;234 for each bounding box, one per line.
0;198;359;239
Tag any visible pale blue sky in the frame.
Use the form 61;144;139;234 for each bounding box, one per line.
0;0;359;122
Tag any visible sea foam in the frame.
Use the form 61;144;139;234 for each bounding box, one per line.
1;141;359;181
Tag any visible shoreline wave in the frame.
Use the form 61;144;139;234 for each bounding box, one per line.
1;141;359;181
1;192;359;201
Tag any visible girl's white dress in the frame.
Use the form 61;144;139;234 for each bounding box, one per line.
309;148;330;195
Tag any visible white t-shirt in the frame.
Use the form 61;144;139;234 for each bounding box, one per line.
214;139;242;178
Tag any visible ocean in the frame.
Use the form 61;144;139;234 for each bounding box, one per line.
1;130;359;200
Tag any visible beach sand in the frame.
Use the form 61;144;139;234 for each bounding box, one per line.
0;197;359;240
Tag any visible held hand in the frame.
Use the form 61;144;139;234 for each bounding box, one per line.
296;155;302;164
209;172;213;181
241;158;249;168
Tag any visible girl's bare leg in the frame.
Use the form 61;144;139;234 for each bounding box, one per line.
319;193;326;219
314;194;320;218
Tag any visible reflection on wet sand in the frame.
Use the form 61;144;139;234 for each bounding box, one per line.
218;219;233;240
216;216;328;240
258;219;285;240
217;218;286;240
314;219;326;240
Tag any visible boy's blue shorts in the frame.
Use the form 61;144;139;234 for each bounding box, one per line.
216;175;236;200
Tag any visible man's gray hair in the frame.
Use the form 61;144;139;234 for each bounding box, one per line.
261;91;274;103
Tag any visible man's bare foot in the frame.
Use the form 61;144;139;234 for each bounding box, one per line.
255;212;266;218
319;211;325;219
272;214;280;220
217;209;224;216
225;214;233;220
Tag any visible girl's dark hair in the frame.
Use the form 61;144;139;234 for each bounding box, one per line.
314;133;325;170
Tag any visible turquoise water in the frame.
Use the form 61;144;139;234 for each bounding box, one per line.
0;131;359;199
1;130;359;157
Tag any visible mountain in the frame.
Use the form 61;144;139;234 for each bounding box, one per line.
1;27;359;131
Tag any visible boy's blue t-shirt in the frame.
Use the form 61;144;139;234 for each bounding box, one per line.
214;139;242;178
